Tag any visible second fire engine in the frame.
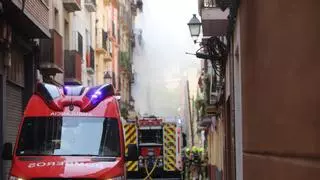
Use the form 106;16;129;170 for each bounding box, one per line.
123;115;183;179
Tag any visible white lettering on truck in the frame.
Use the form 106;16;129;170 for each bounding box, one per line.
27;161;104;169
28;163;36;168
50;112;93;116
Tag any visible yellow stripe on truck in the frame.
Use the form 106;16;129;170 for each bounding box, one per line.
127;161;138;171
124;124;138;171
163;123;177;171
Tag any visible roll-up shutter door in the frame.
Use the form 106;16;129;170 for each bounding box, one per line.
3;82;23;179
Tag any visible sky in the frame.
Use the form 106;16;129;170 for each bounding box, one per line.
131;0;201;118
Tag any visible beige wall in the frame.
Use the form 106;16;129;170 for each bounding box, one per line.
95;0;111;85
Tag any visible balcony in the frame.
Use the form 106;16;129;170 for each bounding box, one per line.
198;0;229;36
85;0;97;12
3;0;50;38
63;0;81;12
64;50;82;85
86;46;95;73
39;29;63;76
96;29;112;61
96;29;108;53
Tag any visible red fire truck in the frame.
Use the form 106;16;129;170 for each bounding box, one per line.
123;116;183;179
2;83;138;180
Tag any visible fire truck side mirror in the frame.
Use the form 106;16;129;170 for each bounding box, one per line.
2;142;13;160
126;144;138;161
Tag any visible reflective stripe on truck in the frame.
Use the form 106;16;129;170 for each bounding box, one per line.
124;124;138;171
163;123;177;171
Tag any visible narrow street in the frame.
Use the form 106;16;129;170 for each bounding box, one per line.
0;0;319;180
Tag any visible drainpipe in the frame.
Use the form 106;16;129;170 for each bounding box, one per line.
187;80;194;146
230;36;236;180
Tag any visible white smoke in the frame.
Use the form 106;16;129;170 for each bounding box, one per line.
132;0;201;120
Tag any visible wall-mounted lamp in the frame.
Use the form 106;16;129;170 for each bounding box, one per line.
187;14;202;44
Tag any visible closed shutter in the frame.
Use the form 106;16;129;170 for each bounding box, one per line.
3;82;23;179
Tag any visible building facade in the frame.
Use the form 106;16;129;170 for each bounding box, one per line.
196;0;320;180
0;0;50;179
95;0;113;86
39;0;97;86
118;0;134;116
0;0;136;179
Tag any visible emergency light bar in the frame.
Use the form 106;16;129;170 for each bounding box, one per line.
81;84;115;111
35;82;115;112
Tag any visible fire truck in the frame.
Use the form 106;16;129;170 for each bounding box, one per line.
1;83;138;179
123;115;183;179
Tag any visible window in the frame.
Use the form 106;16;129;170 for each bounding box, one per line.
54;8;59;31
8;48;24;86
64;20;69;50
86;29;91;47
77;32;83;56
16;117;121;157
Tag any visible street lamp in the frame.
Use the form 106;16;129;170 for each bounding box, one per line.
103;71;112;84
129;96;135;109
187;14;202;43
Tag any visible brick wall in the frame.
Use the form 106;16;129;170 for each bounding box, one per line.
25;0;49;29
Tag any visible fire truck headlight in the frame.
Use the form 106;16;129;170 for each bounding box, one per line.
9;176;25;180
105;176;125;180
139;158;144;167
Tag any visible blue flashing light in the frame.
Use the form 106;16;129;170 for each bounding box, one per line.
95;91;102;95
85;84;114;106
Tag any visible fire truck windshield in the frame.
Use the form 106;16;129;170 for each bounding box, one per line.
16;117;120;157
